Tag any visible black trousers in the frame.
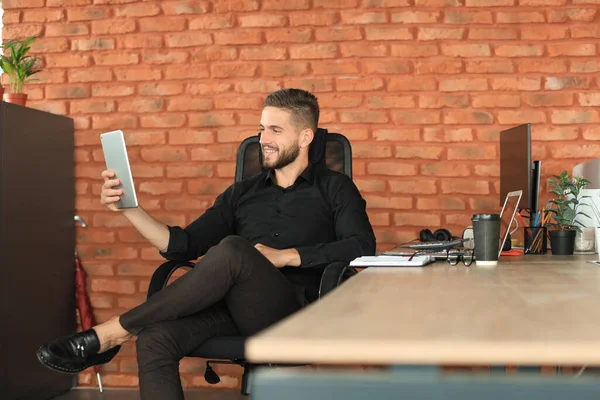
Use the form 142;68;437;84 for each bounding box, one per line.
119;235;309;400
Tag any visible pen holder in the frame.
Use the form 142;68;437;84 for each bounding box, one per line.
524;226;547;255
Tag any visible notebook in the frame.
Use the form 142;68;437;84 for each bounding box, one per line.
349;255;435;267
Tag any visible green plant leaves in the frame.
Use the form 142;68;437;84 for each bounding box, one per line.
0;35;42;94
547;170;591;231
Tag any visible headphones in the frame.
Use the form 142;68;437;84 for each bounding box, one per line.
419;228;453;242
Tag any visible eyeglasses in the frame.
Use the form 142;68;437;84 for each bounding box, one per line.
409;248;474;267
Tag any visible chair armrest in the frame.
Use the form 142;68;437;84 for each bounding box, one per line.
147;260;195;300
318;261;358;299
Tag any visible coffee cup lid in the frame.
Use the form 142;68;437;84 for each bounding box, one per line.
472;213;500;221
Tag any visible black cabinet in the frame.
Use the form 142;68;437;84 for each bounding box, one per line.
0;102;75;399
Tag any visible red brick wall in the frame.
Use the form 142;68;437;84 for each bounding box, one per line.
4;0;600;390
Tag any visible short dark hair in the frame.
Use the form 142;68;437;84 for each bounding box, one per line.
263;88;319;133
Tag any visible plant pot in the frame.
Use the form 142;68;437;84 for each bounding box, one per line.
3;93;28;106
549;229;576;255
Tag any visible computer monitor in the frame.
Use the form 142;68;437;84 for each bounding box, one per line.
499;124;541;216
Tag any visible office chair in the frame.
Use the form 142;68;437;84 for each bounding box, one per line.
146;128;356;395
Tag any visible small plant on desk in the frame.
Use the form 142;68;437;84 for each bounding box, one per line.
0;35;43;107
547;171;591;255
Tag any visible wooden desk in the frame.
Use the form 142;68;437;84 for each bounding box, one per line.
247;254;600;366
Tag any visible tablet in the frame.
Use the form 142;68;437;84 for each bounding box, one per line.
100;130;138;209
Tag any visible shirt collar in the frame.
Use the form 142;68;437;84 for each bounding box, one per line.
264;163;315;187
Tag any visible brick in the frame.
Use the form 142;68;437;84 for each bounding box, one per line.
81;262;114;277
392;11;440;23
444;110;494;124
440;78;488;92
312;61;359;75
290;44;338;59
2;11;20;24
139;17;187;32
395;146;444;160
392;110;440;125
316;27;362;42
115;68;161;82
497;12;545;23
547;43;596;57
336;77;384;92
448;145;496;160
366;27;413;41
165;32;212;47
579;93;600;106
143;52;189;64
353;144;393;158
67;7;107;21
214;0;258;12
46;22;88;36
210;63;257;78
415;0;462;4
263;0;309;9
551;144;600;159
521;26;568;40
22;9;64;22
188;180;233;195
340;11;387;24
265;28;313;43
47;0;90;5
442;180;489;195
491;77;541;91
289;11;338;26
93;84;135;97
414;60;463;75
94;52;139;66
391;44;438;57
262;62;310;77
472;94;520;108
92;115;137;130
214;96;259;111
115;4;160;17
419;95;468;108
498;110;546;124
531;127;578;141
441;44;491;57
166;65;211;80
362;0;409;5
139;181;183;195
3;0;44;8
238;14;287;27
571;26;600;39
235;80;282;93
140;115;187;128
551;110;600;124
395;212;441;227
164;197;211;211
72;38;115;52
467;0;513;4
389;180;437;194
192;47;237;62
189;15;233;29
388;77;436;91
444;10;492;24
124;131;167;146
28;70;66;84
47;85;90;99
545;76;592;90
340;111;388;124
118;99;165;113
28;37;68;53
92;20;136;35
368;211;390;227
418;197;466;211
189;112;237;127
91;279;136;294
215;31;262;45
100;374;139;387
423;128;473;142
495;44;543;57
216;128;253;143
355;179;386;192
518;60;567;73
418;27;464;41
473;165;500;177
582;127;600;140
366;196;413;209
367;162;417;176
468;28;517;40
340;43;386;57
169;130;214;145
167;165;215;179
45;54;91;68
239;47;287;61
368;95;415;109
117;35;163;49
29;101;68;115
521;0;565;3
548;8;597;22
71;99;116;114
466;60;514;74
373;129;420;141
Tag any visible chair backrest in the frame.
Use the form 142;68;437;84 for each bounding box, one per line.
234;128;352;183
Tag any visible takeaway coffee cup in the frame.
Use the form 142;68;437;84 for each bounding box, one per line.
472;213;501;266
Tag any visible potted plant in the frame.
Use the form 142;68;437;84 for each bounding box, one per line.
0;36;43;106
547;171;591;255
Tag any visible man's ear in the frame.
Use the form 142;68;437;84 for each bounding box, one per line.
299;127;314;149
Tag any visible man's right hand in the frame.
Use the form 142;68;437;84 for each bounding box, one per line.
100;170;124;212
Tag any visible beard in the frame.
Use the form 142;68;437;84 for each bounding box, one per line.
261;141;300;170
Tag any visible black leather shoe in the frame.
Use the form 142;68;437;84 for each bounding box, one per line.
36;329;121;374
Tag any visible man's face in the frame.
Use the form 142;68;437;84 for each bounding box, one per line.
259;107;301;170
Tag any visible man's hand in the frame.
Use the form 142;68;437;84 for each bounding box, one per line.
254;243;301;268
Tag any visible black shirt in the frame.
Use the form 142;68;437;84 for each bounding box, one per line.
160;162;376;299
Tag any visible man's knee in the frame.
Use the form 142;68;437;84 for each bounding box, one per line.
136;326;182;362
215;235;256;257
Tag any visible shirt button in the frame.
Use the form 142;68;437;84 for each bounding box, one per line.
276;208;281;214
274;232;279;237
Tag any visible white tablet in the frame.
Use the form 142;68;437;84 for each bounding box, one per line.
100;130;138;209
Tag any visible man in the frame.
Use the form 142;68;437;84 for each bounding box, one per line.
37;88;376;399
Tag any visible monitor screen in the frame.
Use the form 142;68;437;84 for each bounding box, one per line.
500;124;530;210
499;191;522;257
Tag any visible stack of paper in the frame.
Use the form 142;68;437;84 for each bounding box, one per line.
349;255;434;267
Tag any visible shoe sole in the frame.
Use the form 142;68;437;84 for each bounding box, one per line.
36;346;119;374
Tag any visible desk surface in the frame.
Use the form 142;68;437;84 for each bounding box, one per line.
246;254;600;366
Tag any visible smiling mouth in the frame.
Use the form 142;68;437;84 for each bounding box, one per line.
263;147;278;157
